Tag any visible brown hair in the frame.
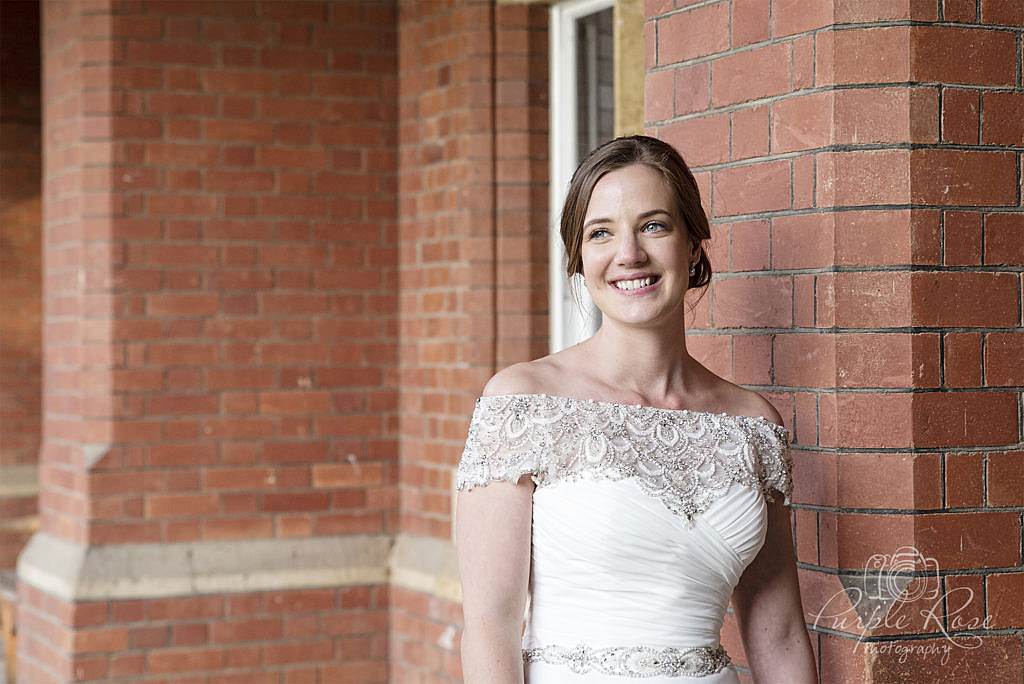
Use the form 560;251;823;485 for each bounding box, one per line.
559;135;712;309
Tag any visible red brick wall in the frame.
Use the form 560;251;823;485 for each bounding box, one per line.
392;0;549;681
647;1;1023;682
19;1;398;681
18;582;388;683
0;0;42;569
37;0;399;550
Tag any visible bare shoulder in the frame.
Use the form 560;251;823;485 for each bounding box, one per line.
480;360;549;398
735;389;784;428
696;366;785;429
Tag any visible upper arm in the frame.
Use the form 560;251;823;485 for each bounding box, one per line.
731;495;798;625
732;393;804;638
455;364;538;631
731;493;814;681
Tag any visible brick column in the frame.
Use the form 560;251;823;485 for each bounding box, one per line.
19;1;397;682
647;1;1023;681
392;0;549;680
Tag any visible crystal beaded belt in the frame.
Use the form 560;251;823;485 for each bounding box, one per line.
522;642;731;677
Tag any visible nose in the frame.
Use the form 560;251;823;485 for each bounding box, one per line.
614;229;648;267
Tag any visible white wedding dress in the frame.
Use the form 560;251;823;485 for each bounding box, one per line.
456;393;794;683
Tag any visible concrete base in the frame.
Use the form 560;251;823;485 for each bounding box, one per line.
17;531;460;603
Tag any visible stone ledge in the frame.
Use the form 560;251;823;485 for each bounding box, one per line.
0;465;37;499
17;532;463;604
390;533;461;603
18;532;393;602
0;515;37;533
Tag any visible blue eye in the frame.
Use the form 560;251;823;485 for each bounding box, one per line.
586;221;667;240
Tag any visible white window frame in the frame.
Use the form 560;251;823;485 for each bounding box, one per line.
548;0;615;353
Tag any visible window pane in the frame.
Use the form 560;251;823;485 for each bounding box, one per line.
575;7;615;164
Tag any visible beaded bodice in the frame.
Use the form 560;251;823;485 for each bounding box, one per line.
455;393;793;525
455;392;797;681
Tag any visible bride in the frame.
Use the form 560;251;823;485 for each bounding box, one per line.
454;135;817;683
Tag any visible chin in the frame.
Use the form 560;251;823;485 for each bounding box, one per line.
603;305;673;325
604;297;685;322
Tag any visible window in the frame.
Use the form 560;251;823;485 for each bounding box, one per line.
549;0;616;352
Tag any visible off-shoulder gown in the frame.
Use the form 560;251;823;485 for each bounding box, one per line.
456;393;794;683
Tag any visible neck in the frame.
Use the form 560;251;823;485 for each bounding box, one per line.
583;310;701;402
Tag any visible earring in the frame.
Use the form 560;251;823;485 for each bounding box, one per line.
689;263;696;276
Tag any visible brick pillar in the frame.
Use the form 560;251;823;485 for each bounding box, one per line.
392;0;549;680
0;0;42;570
647;1;1023;681
18;1;397;682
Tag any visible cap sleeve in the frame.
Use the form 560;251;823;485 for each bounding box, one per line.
455;395;546;491
749;419;794;506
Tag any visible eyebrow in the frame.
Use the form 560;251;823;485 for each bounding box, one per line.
583;209;673;230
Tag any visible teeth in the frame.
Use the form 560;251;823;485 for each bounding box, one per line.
614;276;655;291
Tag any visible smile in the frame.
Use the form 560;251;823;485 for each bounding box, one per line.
611;274;661;296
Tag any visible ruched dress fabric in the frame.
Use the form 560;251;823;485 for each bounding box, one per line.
455;393;794;683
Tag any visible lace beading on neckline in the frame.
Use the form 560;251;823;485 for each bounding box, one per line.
455;393;793;524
